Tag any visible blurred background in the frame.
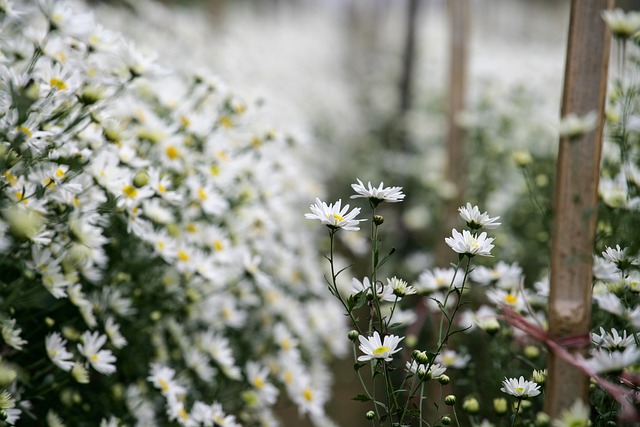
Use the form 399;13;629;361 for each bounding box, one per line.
81;0;632;425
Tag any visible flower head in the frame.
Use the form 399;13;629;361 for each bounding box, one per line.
445;229;495;257
551;399;590;427
557;111;598;139
602;8;640;39
77;331;117;375
500;376;541;399
305;198;365;231
405;360;446;380
357;331;403;362
458;203;501;230
351;179;405;205
45;332;75;371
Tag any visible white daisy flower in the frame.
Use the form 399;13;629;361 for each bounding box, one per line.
305;198;365;231
435;349;471;369
350;179;405;204
592;327;636;351
457;203;501;230
388;276;416;297
45;332;75;371
445;229;495;257
351;277;395;302
1;318;27;351
405;360;447;380
77;331;117;375
582;347;640;374
551;399;590;427
500;376;541;398
602;8;640;39
357;331;403;363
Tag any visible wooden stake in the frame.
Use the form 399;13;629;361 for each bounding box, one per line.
546;0;612;418
435;0;469;266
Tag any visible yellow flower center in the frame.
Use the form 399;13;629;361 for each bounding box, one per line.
159;379;170;392
197;188;207;200
122;185;137;198
166;146;180;160
505;294;518;305
253;376;265;390
177;250;189;262
373;346;389;356
18;126;32;137
213;240;224;251
219;116;233;129
515;387;524;394
331;213;344;222
303;387;313;402
50;78;67;91
179;116;190;128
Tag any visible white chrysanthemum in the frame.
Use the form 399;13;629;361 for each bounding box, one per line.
246;362;279;406
148;364;186;399
435;349;471;369
388;276;416;297
458;203;501;230
45;332;75;371
582;347;640;374
351;277;395;302
602;8;640;38
305;198;365;231
405;360;446;380
77;331;117;375
551;399;590;427
414;267;462;293
557;111;598;138
1;318;27;351
592;327;636;351
350;179;405;204
445;229;495;257
357;331;403;363
500;376;541;398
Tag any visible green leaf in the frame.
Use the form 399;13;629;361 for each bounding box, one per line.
352;394;371;402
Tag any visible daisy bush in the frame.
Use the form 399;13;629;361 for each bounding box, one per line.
0;1;348;426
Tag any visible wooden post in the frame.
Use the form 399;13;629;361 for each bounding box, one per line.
435;0;469;266
546;0;612;419
398;0;421;115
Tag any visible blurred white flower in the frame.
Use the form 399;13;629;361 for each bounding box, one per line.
45;332;75;371
78;331;117;375
458;203;501;230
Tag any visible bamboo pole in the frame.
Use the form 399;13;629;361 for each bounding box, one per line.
545;0;612;419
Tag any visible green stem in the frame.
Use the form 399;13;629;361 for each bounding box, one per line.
511;399;522;427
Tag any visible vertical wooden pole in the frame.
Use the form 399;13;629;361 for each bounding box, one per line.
546;0;612;419
435;0;469;266
398;0;421;115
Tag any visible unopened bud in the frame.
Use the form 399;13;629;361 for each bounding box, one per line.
439;374;450;385
365;410;376;420
444;395;456;406
524;345;540;359
462;397;479;414
441;416;452;425
373;215;384;225
348;330;359;342
133;170;149;188
493;397;508;415
415;351;430;365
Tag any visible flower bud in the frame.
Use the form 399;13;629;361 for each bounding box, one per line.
348;330;360;342
524;345;540;359
535;411;551;427
365;410;376;420
373;215;384;225
513;150;533;168
439;374;450;385
444;395;456;406
415;351;430;365
441;416;452;425
133;170;149;188
493;397;508;415
462;397;479;414
479;317;500;335
532;369;547;384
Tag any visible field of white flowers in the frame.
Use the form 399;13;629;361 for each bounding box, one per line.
0;1;638;427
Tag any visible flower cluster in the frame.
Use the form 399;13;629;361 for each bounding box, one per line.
0;1;347;425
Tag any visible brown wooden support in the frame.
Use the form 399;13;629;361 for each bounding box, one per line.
545;0;612;419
